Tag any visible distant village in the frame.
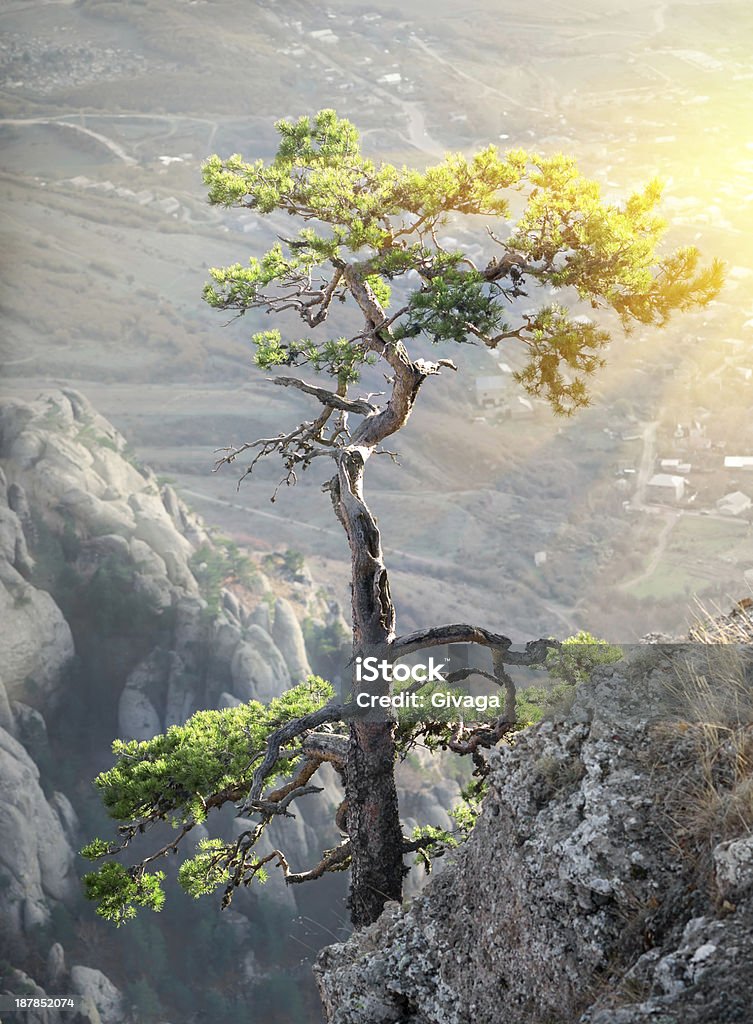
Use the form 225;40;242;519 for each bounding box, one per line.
475;330;753;534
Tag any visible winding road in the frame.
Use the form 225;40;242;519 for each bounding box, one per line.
0;117;137;165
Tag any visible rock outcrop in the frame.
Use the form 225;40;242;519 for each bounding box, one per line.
0;723;77;938
272;596;311;683
70;965;125;1024
0;389;324;747
316;642;753;1024
0;462;73;704
0;389;339;955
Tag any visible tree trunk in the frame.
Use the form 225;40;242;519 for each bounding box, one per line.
330;449;405;926
345;719;403;926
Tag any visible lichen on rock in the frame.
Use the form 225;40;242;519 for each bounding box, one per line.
316;642;753;1024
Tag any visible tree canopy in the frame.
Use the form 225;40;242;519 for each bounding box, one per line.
202;108;722;416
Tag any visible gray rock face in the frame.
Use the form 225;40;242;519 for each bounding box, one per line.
0;578;73;704
0;388;351;1005
231;625;291;703
50;791;80;846
46;942;66;988
316;645;753;1024
118;683;163;741
0;489;74;704
4;968;61;1024
247;600;271;633
70;965;125;1024
11;701;49;757
0;725;76;939
0;674;14;734
714;834;753;898
272;597;311;684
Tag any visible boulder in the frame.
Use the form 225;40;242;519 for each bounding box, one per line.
0;725;76;939
173;596;208;659
210;619;243;667
8;428;46;469
82;533;131;563
50;791;80;846
247;601;271;634
10;701;48;757
272;597;311;683
0;674;14;735
714;834;753;898
129;493;195;581
221;587;242;621
70;966;125;1024
217;691;242;709
88;444;146;497
57;487;136;538
164;652;198;727
118;687;162;741
0;501;33;577
0;575;73;704
31;390;77;431
47;942;66;988
0;398;35;453
230;626;291;703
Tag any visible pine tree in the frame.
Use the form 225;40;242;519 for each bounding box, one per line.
83;110;723;928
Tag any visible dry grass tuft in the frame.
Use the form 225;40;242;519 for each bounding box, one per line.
657;609;753;885
688;595;753;645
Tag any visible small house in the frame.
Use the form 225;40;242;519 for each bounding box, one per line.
475;376;509;408
647;473;686;503
716;491;752;517
660;458;692;474
725;456;753;471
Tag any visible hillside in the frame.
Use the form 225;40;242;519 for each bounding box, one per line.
2;0;753;648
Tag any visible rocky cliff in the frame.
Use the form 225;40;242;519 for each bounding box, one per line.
317;639;753;1024
0;387;466;1024
0;388;351;1023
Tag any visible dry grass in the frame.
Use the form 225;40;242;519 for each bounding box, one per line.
688;595;753;645
588;623;753;1017
657;608;753;886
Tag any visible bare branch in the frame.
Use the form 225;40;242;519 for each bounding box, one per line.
283;841;352;884
390;624;556;664
307;266;344;326
272;376;378;415
464;320;525;348
213;411;339;493
446;716;518;755
301;732;349;766
252;784;324;818
414;357;458;374
237;841;352;889
264;756;323;806
391;624;510;659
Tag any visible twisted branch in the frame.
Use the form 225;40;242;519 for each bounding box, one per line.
273;376;378;415
242;703;351;814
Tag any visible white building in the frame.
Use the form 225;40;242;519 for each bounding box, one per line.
725;456;753;471
660;458;692;474
647;474;686;503
716;491;752;516
475;376;509;407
